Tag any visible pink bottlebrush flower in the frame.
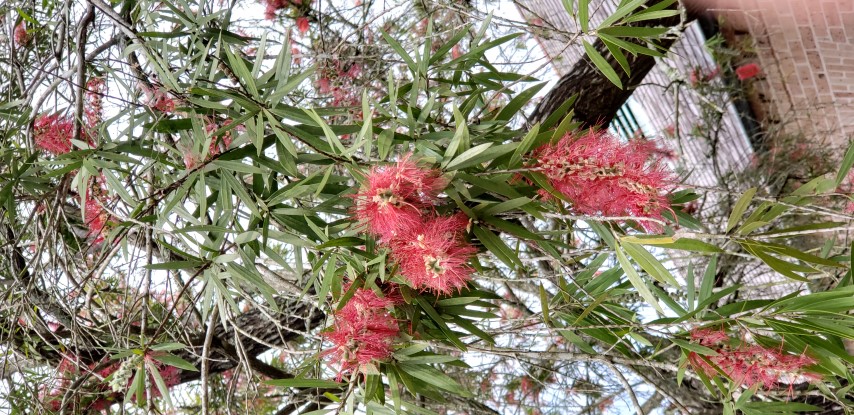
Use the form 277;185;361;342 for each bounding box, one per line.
322;286;399;380
389;214;475;295
84;193;109;244
689;328;729;347
736;63;761;81
292;47;301;65
663;124;676;137
532;130;674;232
317;76;331;94
345;63;362;79
14;22;29;46
297;17;310;34
263;0;290;19
34;114;74;155
183;152;201;169
451;44;462;60
351;154;446;240
688;333;820;389
85;78;107;128
144;87;176;113
689;68;700;86
707;66;721;80
204;118;235;157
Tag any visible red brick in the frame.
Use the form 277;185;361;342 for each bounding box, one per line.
823;2;842;26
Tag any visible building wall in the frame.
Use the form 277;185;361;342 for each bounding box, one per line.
699;0;854;149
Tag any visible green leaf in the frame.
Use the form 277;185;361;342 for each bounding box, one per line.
727;187;756;233
539;284;551;325
699;255;717;306
671;339;718;355
622;242;679;286
740;402;822;413
615;243;663;314
623;9;680;24
397;363;471;397
264;379;344;388
601;38;630;75
583;40;622;89
472;226;522;269
597;26;668;38
415;297;467;351
835;139;854;186
151;342;187;352
151;352;199;371
149;362;173;408
144;261;201;270
509;123;539;169
598;0;647;27
381;30;417;74
494;83;546;122
740;243;811;282
445;143;517;171
579;0;589;32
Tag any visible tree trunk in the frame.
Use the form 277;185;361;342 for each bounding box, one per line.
529;0;684;128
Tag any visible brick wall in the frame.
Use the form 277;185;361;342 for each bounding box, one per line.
697;0;854;149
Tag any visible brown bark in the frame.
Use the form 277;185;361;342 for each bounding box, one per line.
529;1;684;128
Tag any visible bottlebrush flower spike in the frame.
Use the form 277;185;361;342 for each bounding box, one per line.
532;129;674;232
351;154;446;240
84;78;106;128
14;22;29;46
687;331;820;389
736;63;761;81
296;17;310;34
390;214;475;295
689;327;729;347
84;192;110;244
83;176;113;244
34;114;75;155
263;0;290;19
322;286;399;380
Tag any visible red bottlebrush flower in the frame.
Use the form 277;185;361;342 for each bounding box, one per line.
322;286;399;380
389;214;475;295
297;17;310;34
14;22;29;46
689;68;700;86
532;130;674;232
688;332;820;389
451;44;463;60
85;78;106;128
345;63;362;79
144;87;176;113
351;154;446;240
84;192;110;244
263;0;290;19
736;63;761;81
689;328;729;347
317;76;331;94
183;152;201;169
34;114;74;155
663;124;676;137
292;47;301;65
204;118;234;157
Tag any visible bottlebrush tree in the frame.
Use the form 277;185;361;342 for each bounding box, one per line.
0;0;852;414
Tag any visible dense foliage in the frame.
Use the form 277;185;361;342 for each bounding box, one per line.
1;0;852;414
